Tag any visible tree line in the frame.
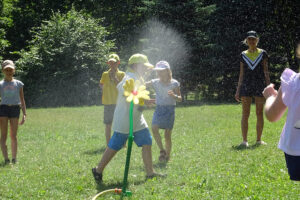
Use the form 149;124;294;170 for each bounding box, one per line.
0;0;300;107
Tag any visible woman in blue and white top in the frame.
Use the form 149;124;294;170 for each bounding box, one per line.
235;31;270;147
146;61;182;162
0;60;26;164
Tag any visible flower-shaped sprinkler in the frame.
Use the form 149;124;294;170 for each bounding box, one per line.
121;78;150;198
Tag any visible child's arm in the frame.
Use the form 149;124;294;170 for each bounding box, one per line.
168;87;182;102
235;62;244;102
19;87;26;125
263;84;287;122
109;71;122;85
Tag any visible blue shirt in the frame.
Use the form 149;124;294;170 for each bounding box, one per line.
151;79;180;105
0;79;24;105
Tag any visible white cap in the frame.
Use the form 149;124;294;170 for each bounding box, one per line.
153;61;170;71
2;60;15;69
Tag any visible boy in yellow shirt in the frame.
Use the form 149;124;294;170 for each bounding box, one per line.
100;54;125;145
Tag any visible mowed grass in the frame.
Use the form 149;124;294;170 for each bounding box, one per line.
0;104;299;200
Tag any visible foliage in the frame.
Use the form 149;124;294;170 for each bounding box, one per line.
1;1;300;104
0;105;299;199
206;0;300;100
17;9;114;107
74;0;153;67
0;0;15;61
141;0;216;98
4;0;75;60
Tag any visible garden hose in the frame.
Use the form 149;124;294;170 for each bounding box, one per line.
92;188;122;200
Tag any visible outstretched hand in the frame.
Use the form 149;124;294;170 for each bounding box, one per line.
168;90;175;98
263;83;278;99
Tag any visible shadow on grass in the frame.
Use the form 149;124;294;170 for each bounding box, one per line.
84;147;106;155
231;143;262;151
95;179;146;191
0;162;8;167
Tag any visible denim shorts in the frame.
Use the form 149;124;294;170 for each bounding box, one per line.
284;153;300;181
0;105;20;118
152;105;175;129
108;128;152;151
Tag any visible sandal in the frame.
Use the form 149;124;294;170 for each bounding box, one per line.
159;150;166;162
92;168;103;183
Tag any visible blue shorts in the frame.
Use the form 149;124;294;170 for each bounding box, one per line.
284;153;300;181
108;128;152;151
152;105;175;129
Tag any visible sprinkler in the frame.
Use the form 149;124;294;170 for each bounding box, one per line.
121;100;134;197
92;79;149;199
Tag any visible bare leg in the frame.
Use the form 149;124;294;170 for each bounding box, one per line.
96;147;117;173
105;123;112;145
9;118;19;160
164;129;172;159
255;97;265;141
241;97;252;142
0;117;9;160
152;125;164;151
142;145;154;176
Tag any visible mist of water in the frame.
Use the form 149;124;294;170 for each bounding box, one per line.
136;18;191;81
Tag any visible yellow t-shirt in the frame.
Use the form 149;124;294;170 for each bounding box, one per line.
100;69;125;105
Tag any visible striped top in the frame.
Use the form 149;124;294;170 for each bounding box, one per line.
240;48;268;87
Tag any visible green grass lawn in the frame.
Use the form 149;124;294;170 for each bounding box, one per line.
0;105;299;199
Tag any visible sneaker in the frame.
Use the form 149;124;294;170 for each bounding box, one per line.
11;159;16;164
92;168;103;183
146;172;167;180
256;141;267;145
239;141;249;148
4;159;10;165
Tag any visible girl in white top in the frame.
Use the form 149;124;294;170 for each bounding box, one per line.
146;61;182;162
263;65;300;181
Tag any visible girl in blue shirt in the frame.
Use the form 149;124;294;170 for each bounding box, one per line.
146;61;182;162
0;60;26;164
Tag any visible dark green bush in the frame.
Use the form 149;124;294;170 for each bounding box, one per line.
17;9;114;107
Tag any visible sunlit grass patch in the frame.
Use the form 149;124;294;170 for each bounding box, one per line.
0;105;299;199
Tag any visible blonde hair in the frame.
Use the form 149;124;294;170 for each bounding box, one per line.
242;37;260;46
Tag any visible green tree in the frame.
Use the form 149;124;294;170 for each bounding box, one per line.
5;0;75;60
17;9;114;107
0;0;14;61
